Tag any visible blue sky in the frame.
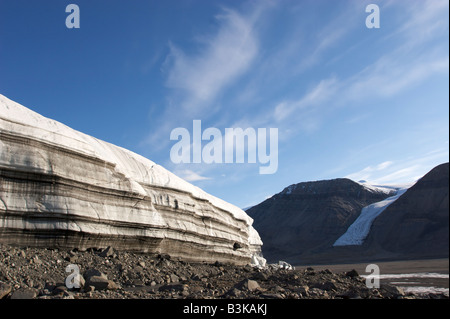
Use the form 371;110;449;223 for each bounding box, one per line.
1;0;448;209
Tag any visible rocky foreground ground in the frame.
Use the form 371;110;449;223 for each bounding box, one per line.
0;244;447;300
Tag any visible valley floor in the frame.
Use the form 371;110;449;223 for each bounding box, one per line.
298;258;449;274
297;258;449;296
1;243;448;299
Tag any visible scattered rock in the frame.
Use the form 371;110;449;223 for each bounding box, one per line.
66;255;78;263
243;264;253;272
252;271;269;281
225;288;242;298
169;274;179;283
345;269;359;278
246;279;261;292
53;285;68;295
84;270;118;291
234;279;260;292
158;253;171;260
309;288;328;298
321;269;332;275
381;284;405;298
84;285;95;293
338;289;362;299
32;256;43;265
295;285;309;296
312;281;338;291
159;283;187;292
0;282;12;299
85;276;110;291
191;273;203;281
84;269;103;279
10;288;38;299
99;246;115;258
0;244;447;300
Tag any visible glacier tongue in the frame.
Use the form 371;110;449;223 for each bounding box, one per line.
333;187;409;246
0;94;262;264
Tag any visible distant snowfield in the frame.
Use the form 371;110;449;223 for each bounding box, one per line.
400;286;449;296
357;181;405;195
333;182;413;246
361;272;450;296
372;273;450;279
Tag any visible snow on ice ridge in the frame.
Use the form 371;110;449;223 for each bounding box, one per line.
0;94;254;227
0;94;263;252
333;187;409;246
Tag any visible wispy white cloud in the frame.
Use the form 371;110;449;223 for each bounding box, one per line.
140;0;448;194
141;5;264;154
344;0;449;100
273;77;339;123
345;161;394;182
293;12;357;74
345;112;371;124
386;0;449;47
344;148;449;185
344;52;449;102
234;2;361;107
372;165;422;185
165;8;259;114
261;0;449;139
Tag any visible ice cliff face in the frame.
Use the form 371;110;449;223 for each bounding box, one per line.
0;94;262;265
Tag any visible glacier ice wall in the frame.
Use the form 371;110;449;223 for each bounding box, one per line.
0;94;262;264
333;188;408;246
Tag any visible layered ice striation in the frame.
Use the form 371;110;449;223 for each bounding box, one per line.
0;94;263;264
333;186;409;246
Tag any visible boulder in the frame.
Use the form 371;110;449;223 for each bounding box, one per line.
84;269;118;291
345;269;359;278
98;246;115;258
10;288;38;299
234;279;261;292
0;282;11;299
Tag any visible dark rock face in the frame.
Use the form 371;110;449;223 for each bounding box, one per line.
247;178;393;264
249;163;449;265
365;163;449;260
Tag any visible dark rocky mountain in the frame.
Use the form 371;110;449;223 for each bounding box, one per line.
248;163;449;265
364;162;449;260
247;178;394;264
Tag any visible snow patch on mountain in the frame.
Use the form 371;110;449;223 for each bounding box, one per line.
333;186;410;246
281;184;296;195
356;181;399;195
